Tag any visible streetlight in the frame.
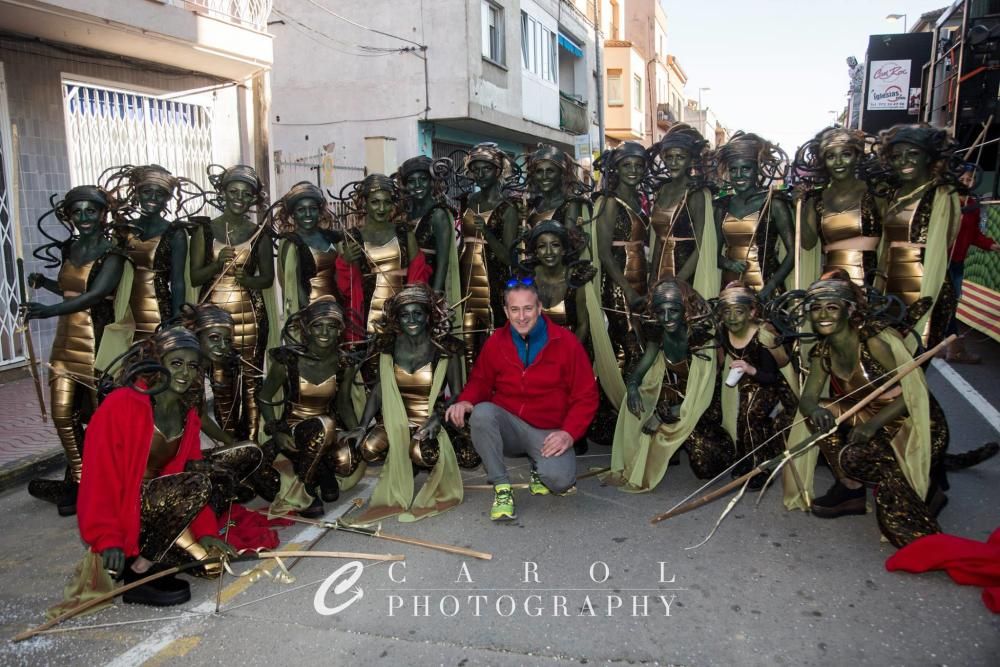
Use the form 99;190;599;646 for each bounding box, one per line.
886;13;907;32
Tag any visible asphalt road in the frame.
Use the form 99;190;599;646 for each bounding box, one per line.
1;338;998;667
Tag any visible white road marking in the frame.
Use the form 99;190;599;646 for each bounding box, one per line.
930;359;1000;435
106;481;373;667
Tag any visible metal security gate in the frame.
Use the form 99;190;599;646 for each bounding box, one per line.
0;63;24;367
274;150;366;229
63;80;213;190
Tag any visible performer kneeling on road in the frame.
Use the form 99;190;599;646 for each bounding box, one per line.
445;278;598;520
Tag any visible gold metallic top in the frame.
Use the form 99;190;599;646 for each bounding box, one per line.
613;201;648;296
659;354;689;405
459;206;495;320
542;298;567;326
365;236;405;332
823;341;902;428
208;238;258;358
50;258;102;377
289;372;337;426
126;232;163;339
650;198;695;281
395;361;434;423
820;208;865;245
721;210;764;289
145;424;182;480
883;200;922;305
308;245;338;302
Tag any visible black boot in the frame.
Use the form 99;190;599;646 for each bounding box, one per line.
121;561;191;606
299;496;324;519
811;480;866;518
57;481;78;517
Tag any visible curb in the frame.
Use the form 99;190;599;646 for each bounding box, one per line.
0;449;65;494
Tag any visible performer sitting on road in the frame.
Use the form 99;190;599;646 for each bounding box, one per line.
445;277;598;521
77;328;253;607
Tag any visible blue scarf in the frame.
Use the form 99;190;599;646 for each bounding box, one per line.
510;317;548;367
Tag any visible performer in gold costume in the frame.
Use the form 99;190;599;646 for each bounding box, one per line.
189;165;275;441
647;124;718;295
795;127;884;288
258;297;360;517
458;143;519;366
794;272;947;547
876;125;961;348
339;174;418;338
715;132;795;298
713;282;798;489
523;144;589;233
23;185;127;516
594;141;650;370
607;279;733;492
396;155;459;295
345;284;476;523
518;220;622;449
104;164;192;340
71;328;246;608
275;181;343;316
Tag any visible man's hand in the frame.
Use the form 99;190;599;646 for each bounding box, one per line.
445;401;474;428
540;430;573;458
102;547;125;578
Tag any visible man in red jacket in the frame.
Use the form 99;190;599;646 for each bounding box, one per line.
446;279;598;520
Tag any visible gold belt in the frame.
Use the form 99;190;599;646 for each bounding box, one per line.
824;249;866;285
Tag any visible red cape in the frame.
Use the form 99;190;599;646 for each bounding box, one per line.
77;387;217;557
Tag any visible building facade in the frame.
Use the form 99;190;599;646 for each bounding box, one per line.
269;0;601;195
0;0;273;368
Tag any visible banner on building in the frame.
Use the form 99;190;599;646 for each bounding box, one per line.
867;60;911;110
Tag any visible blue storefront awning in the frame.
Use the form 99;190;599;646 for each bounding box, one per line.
558;32;583;58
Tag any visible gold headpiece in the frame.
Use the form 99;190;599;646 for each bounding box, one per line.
153;327;202;355
650;279;684;307
818;128;865;157
192;305;235;333
132;165;178;192
301;295;345;327
465;142;506;171
718;283;756;306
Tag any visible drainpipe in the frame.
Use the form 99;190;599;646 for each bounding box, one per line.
595;1;605;152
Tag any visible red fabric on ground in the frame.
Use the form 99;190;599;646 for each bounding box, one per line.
215;505;293;551
885;527;1000;613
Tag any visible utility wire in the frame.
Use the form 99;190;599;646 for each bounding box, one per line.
304;0;427;50
272;8;399;57
274;110;426;127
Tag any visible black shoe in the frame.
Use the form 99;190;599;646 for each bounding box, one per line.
299;497;324;519
746;472;768;491
56;482;78;517
927;486;949;517
27;478;67;505
122;563;191;606
811;480;866;518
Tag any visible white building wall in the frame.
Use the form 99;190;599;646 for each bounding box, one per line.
520;0;560;129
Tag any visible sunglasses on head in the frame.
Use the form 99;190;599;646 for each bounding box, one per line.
505;276;535;290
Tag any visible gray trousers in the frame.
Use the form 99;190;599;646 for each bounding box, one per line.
469;402;576;493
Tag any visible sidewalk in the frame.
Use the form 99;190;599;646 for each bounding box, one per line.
0;375;63;491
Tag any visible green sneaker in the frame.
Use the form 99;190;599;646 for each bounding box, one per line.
490;484;516;520
529;471;550;496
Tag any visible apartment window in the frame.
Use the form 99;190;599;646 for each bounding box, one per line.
482;1;505;65
607;69;623;105
633;74;642;111
520;12;557;83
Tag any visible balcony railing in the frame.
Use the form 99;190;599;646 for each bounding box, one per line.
171;0;273;31
656;103;677;128
560;93;589;135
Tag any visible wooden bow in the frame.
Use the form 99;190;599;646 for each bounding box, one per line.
650;335;954;528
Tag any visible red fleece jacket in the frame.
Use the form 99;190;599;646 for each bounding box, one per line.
457;316;599;440
77;387;217;556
